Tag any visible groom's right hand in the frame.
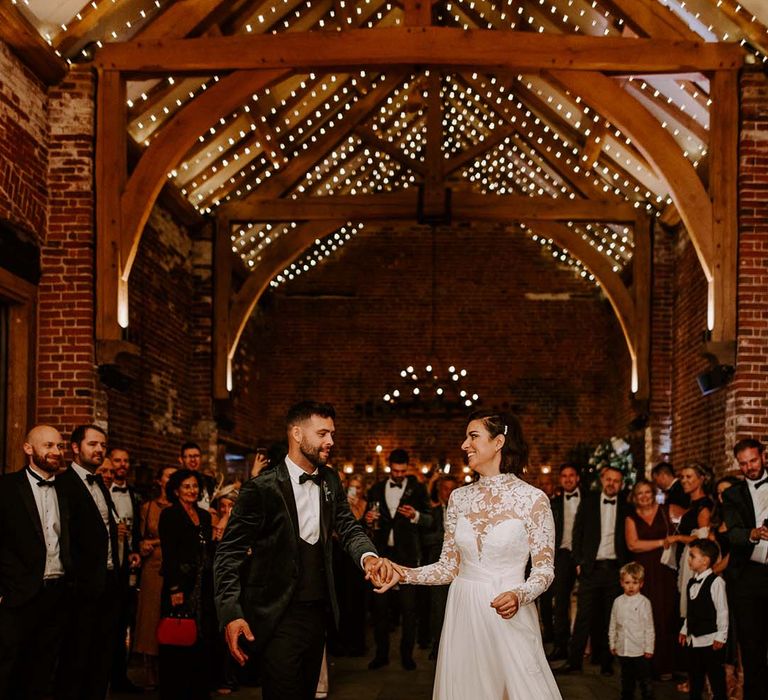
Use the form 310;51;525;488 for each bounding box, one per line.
225;618;255;666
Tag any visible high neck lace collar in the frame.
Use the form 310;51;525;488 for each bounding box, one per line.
478;472;510;484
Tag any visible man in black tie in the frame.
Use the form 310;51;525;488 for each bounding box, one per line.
557;465;628;676
365;449;433;671
546;463;582;661
722;438;768;700
0;425;72;700
108;447;142;693
55;424;121;700
214;402;395;700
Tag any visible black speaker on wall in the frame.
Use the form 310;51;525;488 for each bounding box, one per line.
696;365;734;396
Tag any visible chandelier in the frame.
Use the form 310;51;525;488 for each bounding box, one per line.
380;227;480;417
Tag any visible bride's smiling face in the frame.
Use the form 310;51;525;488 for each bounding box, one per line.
462;419;502;474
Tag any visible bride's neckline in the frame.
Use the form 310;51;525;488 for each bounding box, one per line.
478;472;512;484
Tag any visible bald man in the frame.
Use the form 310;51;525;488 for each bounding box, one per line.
0;425;72;699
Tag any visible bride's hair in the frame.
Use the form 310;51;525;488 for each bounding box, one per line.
467;410;528;475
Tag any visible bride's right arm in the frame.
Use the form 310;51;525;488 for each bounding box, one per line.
401;493;460;586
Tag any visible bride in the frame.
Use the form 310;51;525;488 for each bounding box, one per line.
378;410;562;699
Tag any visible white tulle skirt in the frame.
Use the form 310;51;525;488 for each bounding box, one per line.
432;562;562;700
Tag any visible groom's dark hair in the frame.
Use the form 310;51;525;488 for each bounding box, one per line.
286;401;336;428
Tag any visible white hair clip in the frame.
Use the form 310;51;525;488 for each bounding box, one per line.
503;424;508;435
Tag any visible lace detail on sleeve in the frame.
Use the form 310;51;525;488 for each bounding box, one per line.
401;493;460;586
511;491;555;606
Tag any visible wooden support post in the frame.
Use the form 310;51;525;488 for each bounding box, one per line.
213;214;233;398
95;69;127;342
403;0;432;26
421;71;446;222
633;213;652;400
708;70;738;355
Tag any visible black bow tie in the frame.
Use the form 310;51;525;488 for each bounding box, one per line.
85;473;102;486
299;472;321;486
565;492;579;500
389;481;403;489
753;476;768;489
27;468;55;487
603;498;616;505
112;486;129;494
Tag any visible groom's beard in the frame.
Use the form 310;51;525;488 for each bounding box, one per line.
300;439;329;469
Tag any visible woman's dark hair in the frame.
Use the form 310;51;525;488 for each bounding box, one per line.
711;475;742;527
467;410;528;475
165;468;204;504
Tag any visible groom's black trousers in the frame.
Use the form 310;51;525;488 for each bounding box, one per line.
260;601;326;700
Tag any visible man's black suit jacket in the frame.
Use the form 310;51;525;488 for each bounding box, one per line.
366;475;433;567
551;489;582;550
214;461;376;652
56;467;120;599
722;479;759;573
572;490;629;576
0;469;73;607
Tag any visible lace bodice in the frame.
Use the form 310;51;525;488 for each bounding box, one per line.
402;473;555;606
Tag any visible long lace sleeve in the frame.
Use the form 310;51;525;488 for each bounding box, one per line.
401;493;460;586
510;491;555;606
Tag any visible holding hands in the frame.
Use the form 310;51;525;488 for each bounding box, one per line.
364;556;407;593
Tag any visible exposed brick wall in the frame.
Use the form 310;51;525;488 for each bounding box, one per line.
229;223;633;484
726;68;768;452
105;207;200;478
36;66;105;434
0;43;48;237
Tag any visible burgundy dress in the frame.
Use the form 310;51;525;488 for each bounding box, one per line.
628;505;678;677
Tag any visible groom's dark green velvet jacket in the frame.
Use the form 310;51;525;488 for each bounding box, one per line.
214;460;376;651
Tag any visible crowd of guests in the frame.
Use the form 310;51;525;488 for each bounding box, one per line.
0;423;458;700
543;439;768;700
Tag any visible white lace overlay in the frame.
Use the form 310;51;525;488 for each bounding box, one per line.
402;473;555;606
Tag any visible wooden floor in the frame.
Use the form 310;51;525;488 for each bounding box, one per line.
116;637;693;700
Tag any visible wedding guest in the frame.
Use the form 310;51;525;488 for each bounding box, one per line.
559;465;629;676
365;449;433;671
652;462;689;509
625;479;677;680
547;463;582;662
134;466;176;689
678;539;728;700
108;447;143;694
0;426;71;700
55;424;121;700
609;562;654;700
722;438;768;700
179;442;216;511
158;469;216;700
95;458;115;489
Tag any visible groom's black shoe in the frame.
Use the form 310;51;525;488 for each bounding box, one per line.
401;657;416;671
546;647;568;662
368;657;389;670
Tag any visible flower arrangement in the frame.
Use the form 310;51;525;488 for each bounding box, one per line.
587;436;635;485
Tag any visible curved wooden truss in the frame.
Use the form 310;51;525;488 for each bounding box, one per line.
92;23;741;402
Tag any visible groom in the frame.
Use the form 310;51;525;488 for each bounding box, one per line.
214;401;393;699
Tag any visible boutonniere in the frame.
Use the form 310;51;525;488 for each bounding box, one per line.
322;482;331;503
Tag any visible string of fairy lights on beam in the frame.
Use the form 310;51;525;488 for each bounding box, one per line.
521;223;598;283
269;223;365;287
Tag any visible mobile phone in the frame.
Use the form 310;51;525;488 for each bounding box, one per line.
347;486;357;498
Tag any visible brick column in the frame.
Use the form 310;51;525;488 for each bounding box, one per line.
38;66;106;433
727;68;768;447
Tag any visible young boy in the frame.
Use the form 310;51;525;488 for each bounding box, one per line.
679;538;728;700
609;562;655;700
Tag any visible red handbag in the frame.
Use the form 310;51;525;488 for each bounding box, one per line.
157;611;197;647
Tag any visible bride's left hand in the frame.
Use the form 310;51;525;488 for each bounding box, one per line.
490;591;519;619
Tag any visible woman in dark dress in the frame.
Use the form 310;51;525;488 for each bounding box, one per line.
625;479;678;679
158;469;215;700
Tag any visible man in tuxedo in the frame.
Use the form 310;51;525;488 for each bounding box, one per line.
0;425;72;700
55;424;121;700
214;401;394;700
108;447;142;693
651;461;689;508
558;465;628;676
722;437;768;700
365;449;433;671
179;441;216;510
547;463;582;661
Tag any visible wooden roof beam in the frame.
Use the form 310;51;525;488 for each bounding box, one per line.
0;4;67;85
220;191;639;222
402;0;432;27
94;29;744;76
355;125;428;177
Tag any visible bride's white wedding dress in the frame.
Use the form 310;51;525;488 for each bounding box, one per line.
403;473;562;700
